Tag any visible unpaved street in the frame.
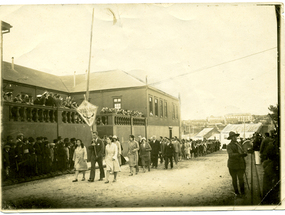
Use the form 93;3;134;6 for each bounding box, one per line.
2;150;248;209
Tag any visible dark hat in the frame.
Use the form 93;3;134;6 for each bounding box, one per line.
7;135;13;141
227;131;240;140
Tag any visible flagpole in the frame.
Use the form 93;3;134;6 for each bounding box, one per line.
86;8;95;101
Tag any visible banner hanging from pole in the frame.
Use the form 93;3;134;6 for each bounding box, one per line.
76;100;98;127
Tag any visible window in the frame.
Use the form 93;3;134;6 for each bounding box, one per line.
149;96;153;116
113;98;122;109
154;98;158;116
160;100;163;117
172;103;175;119
164;101;168;117
176;105;178;119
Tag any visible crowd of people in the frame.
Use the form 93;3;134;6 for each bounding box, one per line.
2;131;221;184
2;91;79;109
226;129;280;204
2;133;78;182
252;130;280;204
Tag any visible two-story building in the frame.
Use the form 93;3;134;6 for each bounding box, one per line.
2;60;181;151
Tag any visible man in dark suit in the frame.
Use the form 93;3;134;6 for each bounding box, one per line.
260;132;272;163
150;135;160;168
226;131;247;196
164;138;175;169
88;131;105;182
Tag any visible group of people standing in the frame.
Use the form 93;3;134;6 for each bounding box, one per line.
72;131;122;184
2;133;78;181
226;129;280;202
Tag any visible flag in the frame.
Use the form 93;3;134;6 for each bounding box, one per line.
76;100;98;127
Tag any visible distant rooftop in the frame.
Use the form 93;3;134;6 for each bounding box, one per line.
221;123;262;133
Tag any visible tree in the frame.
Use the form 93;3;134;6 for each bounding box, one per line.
268;104;279;129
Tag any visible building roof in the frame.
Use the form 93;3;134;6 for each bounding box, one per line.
3;61;69;92
60;70;146;93
221;123;262;133
194;128;214;137
3;61;146;93
3;61;179;100
225;113;252;117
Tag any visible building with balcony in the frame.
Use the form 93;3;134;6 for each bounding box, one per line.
2;60;180;152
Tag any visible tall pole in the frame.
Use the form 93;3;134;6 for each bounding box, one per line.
86;8;95;101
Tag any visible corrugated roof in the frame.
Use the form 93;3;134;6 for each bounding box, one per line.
194;128;214;137
221;123;262;133
3;61;69;92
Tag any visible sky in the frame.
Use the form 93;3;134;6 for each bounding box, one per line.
0;3;279;120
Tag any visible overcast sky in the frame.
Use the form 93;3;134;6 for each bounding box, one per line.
0;3;278;120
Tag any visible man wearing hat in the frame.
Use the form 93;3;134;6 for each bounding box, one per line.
226;131;247;196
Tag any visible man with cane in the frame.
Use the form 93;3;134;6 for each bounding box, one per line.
226;131;247;197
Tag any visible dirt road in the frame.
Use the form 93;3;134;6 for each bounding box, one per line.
2;150;250;210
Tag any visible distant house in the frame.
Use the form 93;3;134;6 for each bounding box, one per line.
220;123;263;146
224;113;253;124
207;115;226;125
192;127;220;141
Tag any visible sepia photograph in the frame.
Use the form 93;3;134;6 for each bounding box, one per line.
0;1;284;212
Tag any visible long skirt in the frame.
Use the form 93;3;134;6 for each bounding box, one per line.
128;152;138;167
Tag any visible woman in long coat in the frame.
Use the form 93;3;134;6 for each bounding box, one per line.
127;135;139;176
113;135;122;166
104;136;121;183
139;137;152;172
185;140;191;159
72;139;87;182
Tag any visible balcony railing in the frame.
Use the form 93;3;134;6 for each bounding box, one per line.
4;102;86;124
3;102;146;126
96;113;146;126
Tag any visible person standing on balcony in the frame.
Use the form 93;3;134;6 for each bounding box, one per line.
150;135;160;168
226;131;247;197
88;131;105;182
127;135;139;176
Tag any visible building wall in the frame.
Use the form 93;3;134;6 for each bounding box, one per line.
2;103;92;149
72;87;147;116
147;125;179;139
146;87;180;127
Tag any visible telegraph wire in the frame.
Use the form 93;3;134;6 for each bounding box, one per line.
150;47;277;85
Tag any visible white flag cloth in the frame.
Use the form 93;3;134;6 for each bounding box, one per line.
76;100;98;127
